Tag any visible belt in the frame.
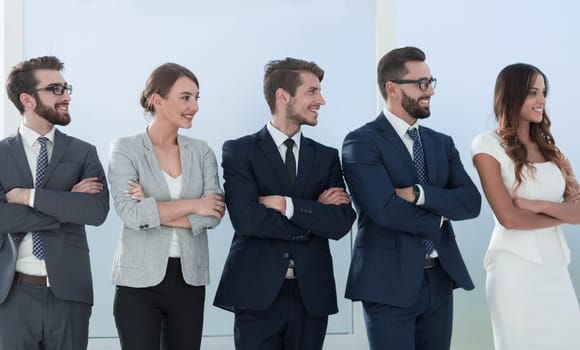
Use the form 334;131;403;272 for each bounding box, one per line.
13;272;48;286
424;257;439;269
285;267;296;279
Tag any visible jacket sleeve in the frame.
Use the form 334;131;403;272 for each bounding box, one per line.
34;144;109;226
108;137;160;231
342;130;443;240
0;183;60;235
290;149;356;240
421;136;481;220
187;142;223;235
222;140;309;242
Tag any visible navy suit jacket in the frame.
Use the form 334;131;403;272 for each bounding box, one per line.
342;114;480;307
0;129;109;305
213;126;356;317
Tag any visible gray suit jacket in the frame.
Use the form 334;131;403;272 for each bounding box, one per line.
108;132;222;287
0;129;110;305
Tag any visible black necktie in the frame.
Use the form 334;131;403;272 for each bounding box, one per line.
407;128;434;255
284;138;296;187
32;137;49;260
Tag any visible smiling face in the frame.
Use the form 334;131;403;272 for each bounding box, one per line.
399;61;434;119
32;69;71;126
285;71;326;127
519;74;546;124
154;76;199;129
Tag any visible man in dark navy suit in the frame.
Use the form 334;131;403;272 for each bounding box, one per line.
342;47;481;350
214;57;356;350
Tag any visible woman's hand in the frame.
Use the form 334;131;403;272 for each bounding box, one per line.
192;194;225;220
126;180;146;201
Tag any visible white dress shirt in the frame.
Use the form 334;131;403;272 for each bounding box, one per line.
15;123;56;276
266;122;301;219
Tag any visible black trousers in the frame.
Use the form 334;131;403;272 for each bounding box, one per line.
114;258;205;350
234;279;328;350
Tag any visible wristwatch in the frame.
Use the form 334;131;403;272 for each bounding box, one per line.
412;185;420;204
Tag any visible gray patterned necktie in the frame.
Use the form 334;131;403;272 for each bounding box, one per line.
32;137;49;260
407;128;434;255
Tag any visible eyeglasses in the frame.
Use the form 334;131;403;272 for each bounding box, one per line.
390;78;437;91
35;84;73;96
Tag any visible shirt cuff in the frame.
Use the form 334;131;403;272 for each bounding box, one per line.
29;188;36;207
285;196;294;219
415;184;425;205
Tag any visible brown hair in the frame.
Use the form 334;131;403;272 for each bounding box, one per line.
377;46;426;101
6;56;64;114
494;63;578;197
263;57;324;114
140;63;199;113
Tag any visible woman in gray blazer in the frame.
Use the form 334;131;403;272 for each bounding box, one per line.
108;63;225;350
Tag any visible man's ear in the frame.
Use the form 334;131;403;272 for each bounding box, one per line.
275;88;290;105
19;93;35;109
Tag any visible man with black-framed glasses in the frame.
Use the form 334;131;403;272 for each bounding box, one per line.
0;56;109;350
341;46;481;350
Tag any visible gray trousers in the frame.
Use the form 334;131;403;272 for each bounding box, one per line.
0;278;91;350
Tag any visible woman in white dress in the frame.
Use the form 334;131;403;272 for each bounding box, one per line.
471;63;580;350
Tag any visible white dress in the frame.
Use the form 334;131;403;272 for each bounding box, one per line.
472;131;580;350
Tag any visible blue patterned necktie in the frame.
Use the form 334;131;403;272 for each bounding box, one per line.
32;137;49;260
406;128;434;255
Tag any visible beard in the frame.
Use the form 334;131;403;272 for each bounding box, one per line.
401;90;431;119
34;96;71;126
286;98;317;126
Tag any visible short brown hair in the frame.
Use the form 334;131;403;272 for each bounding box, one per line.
377;47;426;100
140;63;199;113
6;56;64;114
263;57;324;114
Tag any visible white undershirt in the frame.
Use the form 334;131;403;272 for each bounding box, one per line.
163;171;183;258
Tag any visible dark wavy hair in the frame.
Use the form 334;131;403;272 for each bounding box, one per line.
263;57;324;114
494;63;577;197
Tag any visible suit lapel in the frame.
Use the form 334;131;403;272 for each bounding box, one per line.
256;127;293;193
141;132;171;199
6;134;34;187
294;135;314;196
42;129;68;187
420;128;438;184
177;134;192;198
373;114;417;178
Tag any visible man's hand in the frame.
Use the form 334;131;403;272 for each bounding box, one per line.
395;186;415;203
5;188;32;206
71;177;103;194
317;187;351;205
259;195;286;215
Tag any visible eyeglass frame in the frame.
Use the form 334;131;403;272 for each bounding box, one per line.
34;84;73;96
389;78;437;91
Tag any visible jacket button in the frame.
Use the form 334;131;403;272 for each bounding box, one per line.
143;224;149;229
283;253;290;259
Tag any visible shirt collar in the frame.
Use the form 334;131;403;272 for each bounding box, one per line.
19;123;56;148
383;107;420;139
266;122;302;149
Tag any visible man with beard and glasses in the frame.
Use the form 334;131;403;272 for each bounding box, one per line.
0;56;109;350
341;46;481;350
213;57;356;350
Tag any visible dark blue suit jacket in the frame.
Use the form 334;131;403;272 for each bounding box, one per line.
0;129;109;305
213;126;356;317
342;114;480;307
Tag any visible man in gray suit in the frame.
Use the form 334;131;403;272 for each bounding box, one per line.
0;56;109;350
